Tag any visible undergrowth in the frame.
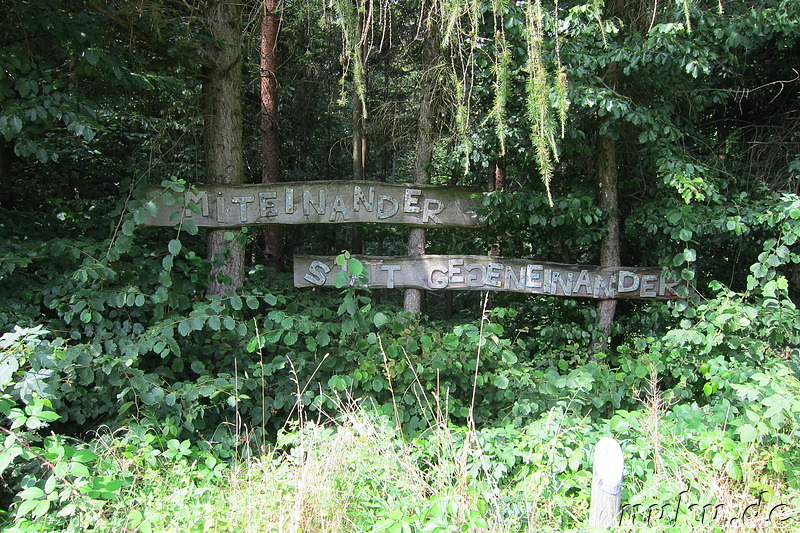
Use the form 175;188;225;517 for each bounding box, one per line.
2;362;800;532
0;194;799;530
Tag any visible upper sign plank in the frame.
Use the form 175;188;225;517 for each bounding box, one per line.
294;255;685;300
143;181;483;228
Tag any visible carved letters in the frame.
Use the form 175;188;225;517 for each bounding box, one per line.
294;255;683;300
144;181;482;228
144;181;688;300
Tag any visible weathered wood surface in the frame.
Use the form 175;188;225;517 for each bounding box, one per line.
589;437;624;528
143;181;483;228
294;255;684;299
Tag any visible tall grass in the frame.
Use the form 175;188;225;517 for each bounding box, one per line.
5;299;800;531
226;401;504;532
27;380;799;533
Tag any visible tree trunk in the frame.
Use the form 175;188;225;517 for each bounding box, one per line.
403;24;439;314
352;25;366;182
486;155;505;310
489;155;505;257
261;0;283;272
204;0;245;297
351;8;368;255
596;133;620;350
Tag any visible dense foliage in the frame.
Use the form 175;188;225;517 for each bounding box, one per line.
0;0;799;530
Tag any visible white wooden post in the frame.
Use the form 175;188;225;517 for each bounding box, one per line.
589;437;624;528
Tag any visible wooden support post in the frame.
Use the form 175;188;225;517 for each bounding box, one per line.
589;437;624;528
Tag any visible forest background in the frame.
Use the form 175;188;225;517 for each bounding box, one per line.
0;0;799;531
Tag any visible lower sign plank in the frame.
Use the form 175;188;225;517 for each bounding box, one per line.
294;255;684;299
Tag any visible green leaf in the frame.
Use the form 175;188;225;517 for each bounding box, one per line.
0;452;14;474
347;257;364;276
442;334;459;350
501;350;518;364
16;498;41;519
666;210;682;224
145;201;159;217
121;219;136;237
119;401;135;416
72;449;97;463
168;239;182;256
182;218;199;235
316;330;331;347
43;474;57;495
70;462;90;477
305;336;318;351
9;116;22;134
373;312;390;328
84;48;100;65
751;263;768;278
35;410;60;422
420;335;433;351
738;423;758;443
18;486;45;500
494;374;510;389
158;271;172;288
763;280;776;297
246;336;261;353
0;355;19;388
230;295;243;311
333;270;349;289
245;296;259;310
178;321;192;336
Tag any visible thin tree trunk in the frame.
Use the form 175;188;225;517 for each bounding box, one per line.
205;0;245;297
351;9;368;255
486;155;505;310
597;133;620;349
261;0;283;272
489;155;505;257
403;24;439;314
352;33;366;181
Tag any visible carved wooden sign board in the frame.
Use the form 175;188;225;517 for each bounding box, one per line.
294;255;682;300
142;180;684;299
144;181;482;228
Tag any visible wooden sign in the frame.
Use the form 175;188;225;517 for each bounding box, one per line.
294;255;683;299
143;181;483;228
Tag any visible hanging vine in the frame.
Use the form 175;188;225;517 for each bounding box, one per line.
331;0;569;203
